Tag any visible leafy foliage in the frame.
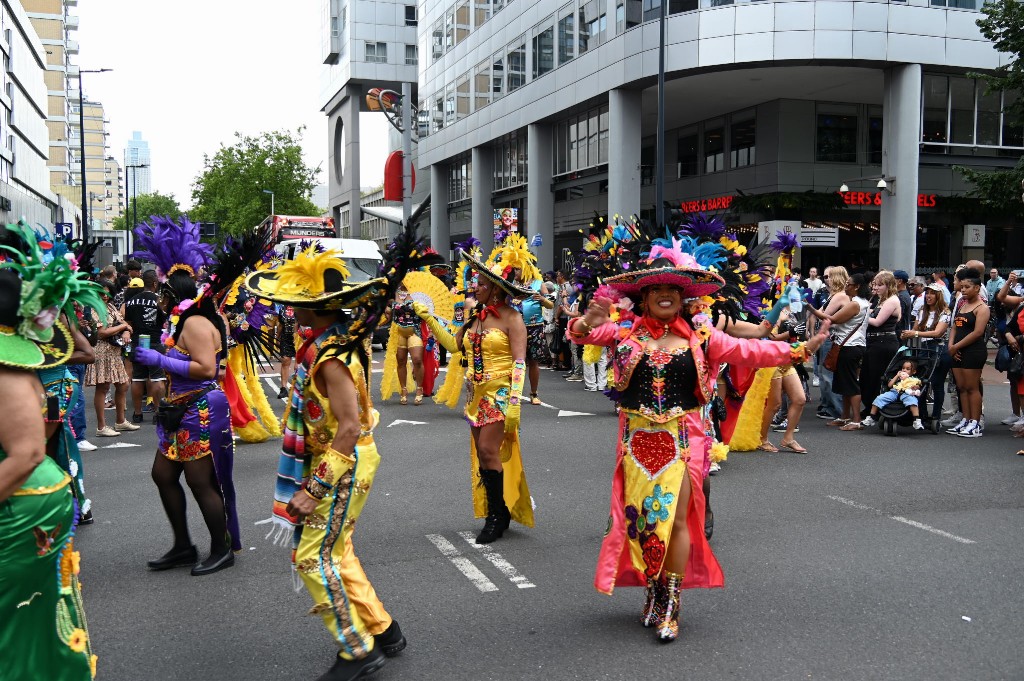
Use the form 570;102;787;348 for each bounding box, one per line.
190;129;322;236
730;191;847;220
110;191;182;231
956;0;1024;213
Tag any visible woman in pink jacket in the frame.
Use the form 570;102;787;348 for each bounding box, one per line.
567;243;828;642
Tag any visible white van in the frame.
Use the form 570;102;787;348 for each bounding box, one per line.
273;238;383;282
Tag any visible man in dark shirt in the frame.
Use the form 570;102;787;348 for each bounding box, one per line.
122;270;166;423
893;270;913;331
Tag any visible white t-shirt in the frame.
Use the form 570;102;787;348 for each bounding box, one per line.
805;277;824;295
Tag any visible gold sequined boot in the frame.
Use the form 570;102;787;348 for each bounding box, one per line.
640;578;664;627
655;571;684;642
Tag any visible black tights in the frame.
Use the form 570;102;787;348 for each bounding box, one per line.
151;453;228;555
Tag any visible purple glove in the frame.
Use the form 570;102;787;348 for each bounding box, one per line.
133;347;192;376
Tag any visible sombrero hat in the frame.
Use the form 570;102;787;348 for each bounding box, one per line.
244;245;387;311
459;249;535;300
604;239;725;298
0;270;72;369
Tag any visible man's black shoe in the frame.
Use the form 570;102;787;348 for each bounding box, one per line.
374;620;406;657
277;387;288;399
79;509;94;526
131;413;144;425
147;544;197;571
316;647;386;681
190;548;235;576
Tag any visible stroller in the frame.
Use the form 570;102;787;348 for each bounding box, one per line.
874;346;941;436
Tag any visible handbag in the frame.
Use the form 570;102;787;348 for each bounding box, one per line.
824;315;865;372
155;385;216;431
1011;337;1024;376
995;344;1013;372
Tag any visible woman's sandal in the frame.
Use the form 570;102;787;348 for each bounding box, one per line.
413;391;423;405
399;393;408;405
779;440;809;454
530;393;541;405
839;421;864;431
1017;449;1024;456
758;441;779;452
826;418;849;427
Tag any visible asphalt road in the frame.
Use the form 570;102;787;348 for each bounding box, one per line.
76;355;1024;681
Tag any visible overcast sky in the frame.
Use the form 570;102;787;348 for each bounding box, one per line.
75;0;386;211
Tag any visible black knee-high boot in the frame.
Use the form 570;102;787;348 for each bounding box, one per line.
477;469;511;544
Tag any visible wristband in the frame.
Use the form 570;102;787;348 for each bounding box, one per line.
789;342;810;364
568;318;592;339
509;358;526;406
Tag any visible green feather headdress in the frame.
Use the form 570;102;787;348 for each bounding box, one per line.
0;221;107;342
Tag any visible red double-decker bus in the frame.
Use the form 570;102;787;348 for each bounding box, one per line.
260;215;336;243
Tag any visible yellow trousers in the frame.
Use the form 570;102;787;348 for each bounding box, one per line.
295;436;392;660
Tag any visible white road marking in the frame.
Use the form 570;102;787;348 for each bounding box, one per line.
263;376;280;392
457;531;536;589
426;534;498;592
535;401;558;411
101;442;141;449
387;419;428;427
557;409;594;417
827;495;975;544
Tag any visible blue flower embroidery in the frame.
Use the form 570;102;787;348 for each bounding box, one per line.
643;484;675;524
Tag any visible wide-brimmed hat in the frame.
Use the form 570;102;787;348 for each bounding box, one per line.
0;269;73;369
459;249;535;299
245;245;387;311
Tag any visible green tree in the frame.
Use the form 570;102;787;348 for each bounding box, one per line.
955;0;1024;214
111;191;183;231
190;128;322;236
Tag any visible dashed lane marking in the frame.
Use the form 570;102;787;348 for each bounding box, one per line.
262;376;280;393
827;495;976;544
426;534;498;592
557;410;594;417
457;531;535;589
101;442;141;449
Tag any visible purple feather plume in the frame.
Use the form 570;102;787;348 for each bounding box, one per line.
678;212;726;242
132;215;213;277
768;231;800;254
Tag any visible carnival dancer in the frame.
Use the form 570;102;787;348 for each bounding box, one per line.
245;224;421;681
567;236;828;642
0;225;102;680
499;234;552;405
132;217;271;575
381;284;425;404
413;247;535;543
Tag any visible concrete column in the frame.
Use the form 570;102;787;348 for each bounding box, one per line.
879;64;922;274
608;88;642;221
527;122;554;272
430;163;450;254
471;146;494;254
341;86;361;237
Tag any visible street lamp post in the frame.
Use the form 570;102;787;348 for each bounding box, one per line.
261;189;275;217
77;68;111;242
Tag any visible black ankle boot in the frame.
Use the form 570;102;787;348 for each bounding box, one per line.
316;647;386;681
374;620;407;657
147;544;198;571
476;469;511;544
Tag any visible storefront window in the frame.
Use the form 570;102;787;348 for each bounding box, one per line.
704;121;725;173
730;113;755;168
677;129;699;178
816;109;858;163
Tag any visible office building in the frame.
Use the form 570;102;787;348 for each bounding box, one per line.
125;130;151;196
412;0;1022;273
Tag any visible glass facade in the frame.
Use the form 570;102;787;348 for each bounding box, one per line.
554;104;610;176
922;74;1024;152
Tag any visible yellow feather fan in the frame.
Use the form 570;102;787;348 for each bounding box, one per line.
727;366;773;451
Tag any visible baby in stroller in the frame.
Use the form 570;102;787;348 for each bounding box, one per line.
862;359;925;430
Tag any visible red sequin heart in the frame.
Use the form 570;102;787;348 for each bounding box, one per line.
306;400;324;422
628;429;679;479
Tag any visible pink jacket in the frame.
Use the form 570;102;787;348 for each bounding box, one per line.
572;318;794;405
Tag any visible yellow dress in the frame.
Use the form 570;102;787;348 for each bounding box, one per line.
462;328;534;528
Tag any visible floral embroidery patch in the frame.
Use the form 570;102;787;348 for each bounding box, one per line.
640;532;666;578
643;484;675;524
625;504;649;539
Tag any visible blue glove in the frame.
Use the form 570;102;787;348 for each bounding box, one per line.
764;297;789;325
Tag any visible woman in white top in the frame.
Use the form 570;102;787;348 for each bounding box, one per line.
810;273;870;429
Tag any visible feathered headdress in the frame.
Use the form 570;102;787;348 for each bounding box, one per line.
486;232;541;284
132;215;214;279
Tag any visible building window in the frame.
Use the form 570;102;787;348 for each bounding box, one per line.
930;0;976;8
677;129;699;178
507;41;526;92
432;19;444;61
730;114;755;168
816;109;858;163
533;24;554;78
578;8;590;55
474;60;491;111
557;10;574;65
868;108;883;165
1004;91;1024;148
405;44;418;65
418;98;430;138
922;74;948;151
494;132;527;191
432;94;445;133
448;155;472;202
977;88;1002;146
445;8;456;51
704;122;725;173
641;144;655;186
456;74;470;120
455;1;470;44
475;0;491;26
405;5;417;26
492;53;505;101
445;83;456;126
554;105;610;175
921;74;1024;152
365;41;387;63
949;76;975;145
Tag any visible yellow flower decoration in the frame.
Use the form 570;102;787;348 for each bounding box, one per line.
735;245;747;257
272;246;350;297
68;628;87;653
710;441;730;463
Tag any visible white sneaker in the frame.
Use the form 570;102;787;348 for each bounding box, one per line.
941;412;963;428
709;462;721;474
861;415;876;427
946;418;967;434
77;439;98;452
957;420;982;438
95;426;119;437
811;376;820;387
114;421;140;432
1012;417;1024;432
1000;415;1020;426
912;419;925;430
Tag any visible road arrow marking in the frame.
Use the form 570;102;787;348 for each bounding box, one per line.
387;419;428;427
458;531;535;589
426;534;498;592
557;410;594;417
102;442;141;449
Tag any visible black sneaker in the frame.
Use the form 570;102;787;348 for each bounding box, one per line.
131;413;144;425
316;648;386;681
277;387;288;399
374;620;406;657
